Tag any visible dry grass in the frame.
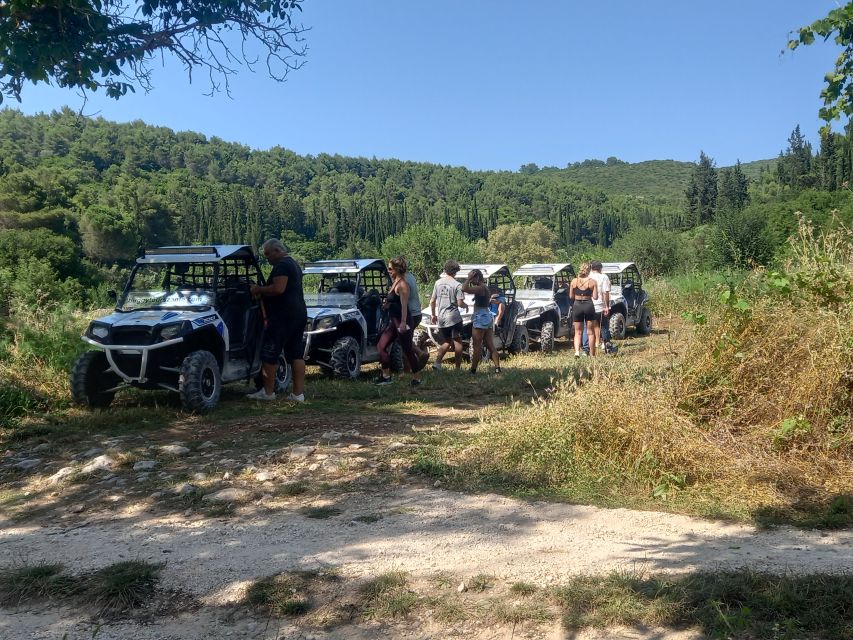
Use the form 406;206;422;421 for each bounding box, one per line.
414;220;853;524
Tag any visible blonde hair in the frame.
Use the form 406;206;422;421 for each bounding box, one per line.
578;262;591;278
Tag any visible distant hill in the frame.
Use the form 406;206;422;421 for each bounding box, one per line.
535;158;777;202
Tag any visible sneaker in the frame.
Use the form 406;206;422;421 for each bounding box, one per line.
246;388;276;401
431;362;443;371
494;367;502;374
286;393;305;403
410;378;422;387
574;352;581;358
373;375;393;386
469;368;477;375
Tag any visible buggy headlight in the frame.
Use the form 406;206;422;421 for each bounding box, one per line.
157;322;185;341
315;316;337;330
89;324;109;340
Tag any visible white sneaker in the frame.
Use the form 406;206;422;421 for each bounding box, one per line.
246;389;276;401
286;393;305;403
431;362;442;371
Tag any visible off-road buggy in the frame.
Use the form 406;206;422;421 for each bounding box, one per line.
415;264;534;357
601;262;652;339
71;245;291;413
512;263;577;353
301;259;404;379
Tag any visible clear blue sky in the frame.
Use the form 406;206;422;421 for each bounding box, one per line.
10;0;845;170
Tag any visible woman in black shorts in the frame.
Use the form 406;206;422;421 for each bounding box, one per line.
570;262;599;358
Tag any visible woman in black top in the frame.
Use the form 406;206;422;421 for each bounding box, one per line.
375;257;424;386
462;269;501;374
569;262;599;357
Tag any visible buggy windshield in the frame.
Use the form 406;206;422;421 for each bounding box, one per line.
516;289;553;301
304;292;358;308
120;263;215;311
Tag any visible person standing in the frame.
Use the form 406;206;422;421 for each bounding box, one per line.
463;269;501;374
375;257;423;386
589;260;613;354
430;260;467;370
570;262;599;358
247;239;307;402
401;257;429;371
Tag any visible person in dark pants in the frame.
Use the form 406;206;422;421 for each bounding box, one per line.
375;257;424;386
247;239;307;402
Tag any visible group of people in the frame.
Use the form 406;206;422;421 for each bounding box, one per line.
246;239;614;401
568;260;613;358
428;260;503;375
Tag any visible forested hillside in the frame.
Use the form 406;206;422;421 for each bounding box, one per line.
0;108;852;307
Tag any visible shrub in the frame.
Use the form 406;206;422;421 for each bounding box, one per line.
381;224;480;283
610;227;687;277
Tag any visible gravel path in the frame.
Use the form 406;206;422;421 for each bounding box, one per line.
3;486;851;605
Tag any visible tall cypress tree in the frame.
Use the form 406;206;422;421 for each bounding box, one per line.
685;151;718;225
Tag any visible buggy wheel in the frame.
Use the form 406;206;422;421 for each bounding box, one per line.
540;320;555;354
254;355;292;393
509;325;530;354
609;312;626;340
179;350;222;412
70;351;119;409
389;341;404;373
636;308;653;335
330;336;361;379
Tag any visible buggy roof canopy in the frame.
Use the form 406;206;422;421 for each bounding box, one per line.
514;263;574;277
457;264;510;279
138;245;256;264
601;262;636;274
304;259;385;275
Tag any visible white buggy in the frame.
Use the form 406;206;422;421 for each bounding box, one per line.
512;263;577;353
71;245;290;412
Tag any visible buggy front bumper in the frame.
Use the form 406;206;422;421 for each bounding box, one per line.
301;327;337;361
82;336;185;384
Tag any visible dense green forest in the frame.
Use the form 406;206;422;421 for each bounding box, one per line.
0;108;852;310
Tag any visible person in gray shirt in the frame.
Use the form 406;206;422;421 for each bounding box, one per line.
430;260;468;370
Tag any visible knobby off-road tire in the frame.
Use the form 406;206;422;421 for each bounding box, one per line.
330;336;361;379
540;320;555;354
609;312;626;340
254;355;292;393
70;351;119;409
389;341;404;373
509;325;530;354
636;308;653;335
179;350;222;412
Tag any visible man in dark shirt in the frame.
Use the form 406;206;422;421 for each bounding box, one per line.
247;239;307;401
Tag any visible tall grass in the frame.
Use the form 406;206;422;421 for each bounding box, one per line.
0;303;92;409
418;219;853;523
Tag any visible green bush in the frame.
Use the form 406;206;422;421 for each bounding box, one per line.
381;224;481;283
610;227;688;276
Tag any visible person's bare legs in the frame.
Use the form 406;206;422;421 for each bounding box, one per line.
573;322;583;355
470;328;484;372
593;321;602;353
291;359;305;395
586;320;597;356
434;341;451;365
453;338;463;369
261;362;277;394
484;329;500;370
